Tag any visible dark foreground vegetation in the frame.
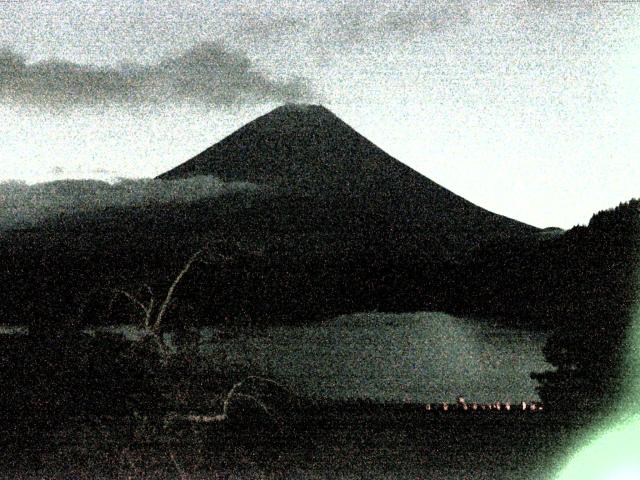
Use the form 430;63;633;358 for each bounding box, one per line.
0;199;637;478
1;330;571;478
1;394;588;479
530;200;640;412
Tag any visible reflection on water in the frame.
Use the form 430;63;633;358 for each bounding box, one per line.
204;311;551;403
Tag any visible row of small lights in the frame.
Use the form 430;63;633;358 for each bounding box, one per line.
424;398;544;413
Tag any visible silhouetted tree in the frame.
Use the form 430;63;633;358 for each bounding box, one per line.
532;199;640;413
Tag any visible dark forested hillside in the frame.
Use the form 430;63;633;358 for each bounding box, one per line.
530;200;640;412
433;200;639;330
0;187;528;330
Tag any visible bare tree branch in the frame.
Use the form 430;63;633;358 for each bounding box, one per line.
165;375;290;425
233;393;274;417
113;288;151;319
183;413;228;423
245;375;296;400
145;297;155;330
147;330;170;359
153;249;205;332
221;379;245;419
107;248;210;364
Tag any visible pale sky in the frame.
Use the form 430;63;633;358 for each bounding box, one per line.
1;0;639;228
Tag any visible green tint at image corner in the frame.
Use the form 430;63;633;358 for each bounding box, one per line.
555;414;640;480
556;275;640;480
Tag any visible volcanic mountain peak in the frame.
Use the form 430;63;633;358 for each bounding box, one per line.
158;103;411;186
275;102;330;113
158;104;537;235
235;103;347;139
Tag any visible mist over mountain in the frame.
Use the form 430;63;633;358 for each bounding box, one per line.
0;176;258;232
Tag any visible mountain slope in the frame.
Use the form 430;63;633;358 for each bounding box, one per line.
159;103;536;237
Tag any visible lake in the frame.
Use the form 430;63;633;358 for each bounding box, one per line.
1;311;551;404
203;311;551;404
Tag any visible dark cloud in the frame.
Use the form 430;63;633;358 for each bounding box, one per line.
378;3;471;35
0;42;316;108
323;1;472;45
231;13;309;43
0;176;259;231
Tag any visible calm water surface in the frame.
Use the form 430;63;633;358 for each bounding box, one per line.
203;311;551;403
1;312;551;404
